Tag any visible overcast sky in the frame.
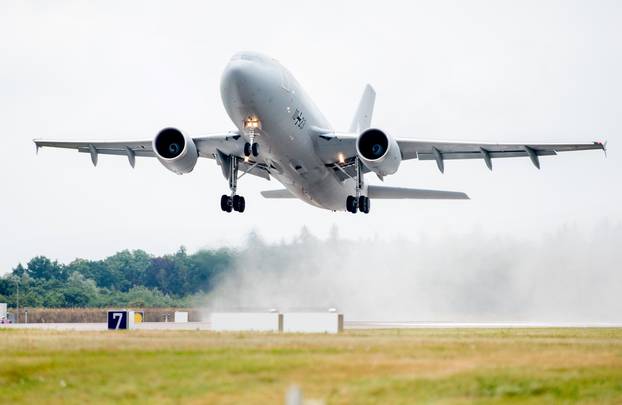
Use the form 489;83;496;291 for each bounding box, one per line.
1;1;621;272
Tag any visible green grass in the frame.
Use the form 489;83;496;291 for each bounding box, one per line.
1;328;621;404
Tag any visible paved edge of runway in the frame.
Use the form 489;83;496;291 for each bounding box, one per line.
2;321;622;331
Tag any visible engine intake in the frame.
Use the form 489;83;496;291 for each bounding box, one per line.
153;127;198;174
356;128;401;176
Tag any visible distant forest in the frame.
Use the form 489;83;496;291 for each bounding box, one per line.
0;227;335;309
0;246;234;308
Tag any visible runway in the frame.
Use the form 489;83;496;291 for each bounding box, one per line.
3;321;621;331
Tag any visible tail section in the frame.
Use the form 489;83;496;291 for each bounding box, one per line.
367;185;469;200
349;84;376;133
261;189;296;198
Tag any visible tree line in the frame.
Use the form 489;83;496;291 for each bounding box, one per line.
0;247;233;308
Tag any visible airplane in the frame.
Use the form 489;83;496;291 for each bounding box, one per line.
34;51;606;214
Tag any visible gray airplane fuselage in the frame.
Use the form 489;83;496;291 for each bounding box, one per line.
220;52;357;210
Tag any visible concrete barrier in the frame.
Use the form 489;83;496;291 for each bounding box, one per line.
210;312;283;332
174;311;188;323
282;312;343;333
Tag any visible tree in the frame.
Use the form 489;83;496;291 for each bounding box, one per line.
25;256;66;281
103;250;151;292
62;273;99;307
12;264;26;277
187;249;232;293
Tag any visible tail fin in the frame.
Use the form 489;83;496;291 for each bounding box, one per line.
349;84;376;133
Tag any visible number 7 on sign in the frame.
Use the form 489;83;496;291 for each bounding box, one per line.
112;313;123;329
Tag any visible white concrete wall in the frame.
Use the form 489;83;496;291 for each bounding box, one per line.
210;312;282;332
174;311;189;323
282;313;343;334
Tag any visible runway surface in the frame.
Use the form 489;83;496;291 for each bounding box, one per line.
2;321;621;331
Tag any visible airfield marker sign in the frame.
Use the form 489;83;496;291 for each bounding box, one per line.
107;310;135;330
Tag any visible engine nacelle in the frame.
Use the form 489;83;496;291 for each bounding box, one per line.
356;128;401;176
152;127;198;174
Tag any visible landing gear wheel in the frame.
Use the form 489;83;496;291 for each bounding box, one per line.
251;143;259;157
220;194;232;212
243;143;251;157
232;195;246;212
346;195;358;213
358;196;370;214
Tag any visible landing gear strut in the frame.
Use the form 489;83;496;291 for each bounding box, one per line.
345;157;370;214
220;155;246;213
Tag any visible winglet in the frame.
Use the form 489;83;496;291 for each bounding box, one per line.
349;84;376;133
600;140;608;158
33;139;40;155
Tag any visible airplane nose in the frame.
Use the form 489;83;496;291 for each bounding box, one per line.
220;59;255;103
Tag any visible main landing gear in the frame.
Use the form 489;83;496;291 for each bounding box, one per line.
346;195;370;214
220;154;246;213
345;157;371;214
220;194;245;213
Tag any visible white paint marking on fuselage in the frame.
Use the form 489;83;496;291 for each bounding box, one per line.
220;51;357;211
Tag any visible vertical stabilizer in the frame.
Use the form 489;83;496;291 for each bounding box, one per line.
349;84;376;133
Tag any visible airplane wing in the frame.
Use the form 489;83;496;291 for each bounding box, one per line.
33;132;271;180
317;134;606;177
396;139;606;172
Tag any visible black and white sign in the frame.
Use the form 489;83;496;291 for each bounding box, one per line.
107;310;129;330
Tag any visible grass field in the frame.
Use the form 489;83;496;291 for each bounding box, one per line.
1;328;621;404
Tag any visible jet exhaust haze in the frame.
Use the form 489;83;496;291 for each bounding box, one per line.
205;223;622;322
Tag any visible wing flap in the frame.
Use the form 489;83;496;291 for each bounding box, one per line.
417;150;557;160
77;147;155;157
398;139;605;160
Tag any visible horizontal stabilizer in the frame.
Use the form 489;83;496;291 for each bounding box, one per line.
367;185;469;200
261;189;296;198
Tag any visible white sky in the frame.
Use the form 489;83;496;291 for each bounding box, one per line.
1;0;621;272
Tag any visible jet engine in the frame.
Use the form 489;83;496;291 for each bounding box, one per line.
153;127;198;174
356;128;401;176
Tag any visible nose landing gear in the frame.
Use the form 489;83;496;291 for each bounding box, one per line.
243;116;261;158
244;142;259;157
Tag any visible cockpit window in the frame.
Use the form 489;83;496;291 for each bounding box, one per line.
280;68;291;92
231;52;268;63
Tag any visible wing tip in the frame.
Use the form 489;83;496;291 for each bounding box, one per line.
596;140;607;157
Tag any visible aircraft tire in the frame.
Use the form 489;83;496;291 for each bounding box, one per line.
359;196;370;214
221;194;232;212
346;195;357;213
